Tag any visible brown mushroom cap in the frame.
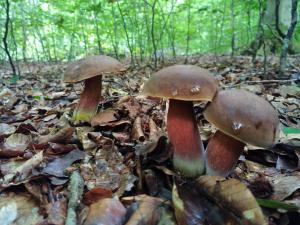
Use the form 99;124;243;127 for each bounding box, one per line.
203;89;279;147
63;55;125;83
142;65;218;101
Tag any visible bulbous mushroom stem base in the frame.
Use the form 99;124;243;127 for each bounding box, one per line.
205;130;245;177
167;99;205;177
73;76;102;123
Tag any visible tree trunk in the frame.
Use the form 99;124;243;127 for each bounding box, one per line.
230;0;236;58
117;1;134;65
111;3;119;59
151;1;158;67
185;0;191;64
279;0;298;77
2;0;17;77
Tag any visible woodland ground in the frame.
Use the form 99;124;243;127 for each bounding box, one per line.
0;54;299;224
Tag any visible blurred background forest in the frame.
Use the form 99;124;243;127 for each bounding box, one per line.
0;0;299;72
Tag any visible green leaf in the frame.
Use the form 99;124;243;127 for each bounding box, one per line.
256;198;299;211
282;127;300;135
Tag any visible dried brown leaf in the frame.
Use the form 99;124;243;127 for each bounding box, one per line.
91;109;118;127
84;198;126;225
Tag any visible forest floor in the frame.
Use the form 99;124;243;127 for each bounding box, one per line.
0;54;299;225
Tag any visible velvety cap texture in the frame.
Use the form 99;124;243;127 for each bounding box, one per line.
142;65;218;101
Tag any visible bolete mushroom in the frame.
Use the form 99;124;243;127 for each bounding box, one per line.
143;65;218;177
203;89;279;176
63;55;125;123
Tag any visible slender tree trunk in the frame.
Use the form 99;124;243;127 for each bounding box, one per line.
143;2;152;61
20;2;27;62
157;0;176;59
9;19;21;76
246;1;252;45
215;1;227;53
93;10;104;55
116;1;134;65
68;33;75;60
33;34;40;62
151;1;158;67
51;27;58;61
2;0;17;77
185;0;191;64
230;0;236;57
111;3;119;59
279;0;298;77
81;26;88;55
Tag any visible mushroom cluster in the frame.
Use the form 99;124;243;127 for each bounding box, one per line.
63;55;125;123
143;65;279;178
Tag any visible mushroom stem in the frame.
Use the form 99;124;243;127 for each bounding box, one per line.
205;130;245;176
167;99;205;177
73;75;102;123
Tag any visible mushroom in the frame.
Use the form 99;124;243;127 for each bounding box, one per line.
143;65;218;177
63;55;125;123
203;89;279;176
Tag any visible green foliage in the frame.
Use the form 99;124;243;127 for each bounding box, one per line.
257;198;299;211
0;0;299;61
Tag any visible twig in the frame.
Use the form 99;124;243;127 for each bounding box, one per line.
65;170;84;225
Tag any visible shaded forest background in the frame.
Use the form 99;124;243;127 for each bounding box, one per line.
0;0;299;68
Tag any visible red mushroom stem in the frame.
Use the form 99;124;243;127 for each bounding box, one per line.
205;130;245;176
73;75;102;122
167;99;205;177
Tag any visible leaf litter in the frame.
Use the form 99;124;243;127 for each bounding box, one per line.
0;55;299;224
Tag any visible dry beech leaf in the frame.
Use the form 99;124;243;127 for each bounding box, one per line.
117;96;141;119
173;176;267;225
91;109;118;127
124;195;164;225
84;198;126;225
3;133;30;151
0;133;31;157
0;151;44;189
272;174;300;201
0;192;44;225
196;176;267;225
83;187;113;205
42;149;86;177
38;126;75;144
0;123;16;136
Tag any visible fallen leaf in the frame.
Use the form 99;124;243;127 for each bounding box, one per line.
0;151;43;190
272;174;300;200
3;133;30;151
43;149;86;177
91;109;118;127
83;187;113;205
84;198;126;225
173;176;267;225
0;123;16;136
0;193;44;225
124;195;165;225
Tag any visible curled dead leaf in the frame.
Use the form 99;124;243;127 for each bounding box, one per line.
131;116;145;142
